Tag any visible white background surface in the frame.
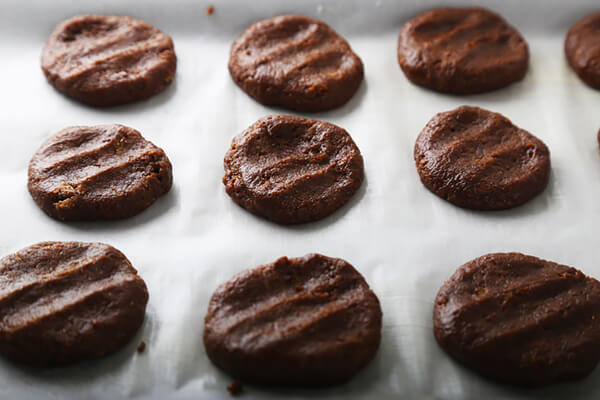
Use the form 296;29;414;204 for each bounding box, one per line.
0;0;600;399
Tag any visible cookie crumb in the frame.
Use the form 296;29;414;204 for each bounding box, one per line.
227;380;243;396
206;5;215;16
137;341;146;353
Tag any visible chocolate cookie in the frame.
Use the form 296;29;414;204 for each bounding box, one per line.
397;7;528;94
414;106;550;210
41;15;176;107
434;253;600;386
566;12;600;89
28;124;173;221
223;115;364;224
203;253;382;386
228;15;363;112
0;242;148;366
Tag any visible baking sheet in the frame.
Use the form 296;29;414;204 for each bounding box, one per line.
1;0;600;398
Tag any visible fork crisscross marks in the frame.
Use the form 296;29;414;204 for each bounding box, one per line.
204;254;382;386
41;15;176;106
209;257;370;350
228;15;363;112
0;242;148;366
398;7;528;94
28;124;172;221
434;253;600;386
49;17;163;75
238;19;352;83
414;106;550;210
223;115;364;224
566;12;600;89
415;11;518;65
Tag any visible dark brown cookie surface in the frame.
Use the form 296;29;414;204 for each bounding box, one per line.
414;106;550;210
397;7;528;94
203;254;382;386
28;124;173;221
434;253;600;386
228;15;363;112
41;15;176;107
0;242;148;366
223;115;364;224
566;12;600;89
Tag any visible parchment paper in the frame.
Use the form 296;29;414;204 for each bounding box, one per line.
0;0;600;398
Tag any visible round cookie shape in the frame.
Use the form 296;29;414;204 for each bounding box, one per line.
203;253;382;386
0;242;148;366
397;7;528;94
434;253;600;386
223;115;364;224
28;124;173;221
566;12;600;89
414;106;550;210
41;15;176;107
228;15;364;112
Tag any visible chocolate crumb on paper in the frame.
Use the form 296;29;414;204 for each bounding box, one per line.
137;341;146;354
227;380;243;396
206;5;215;16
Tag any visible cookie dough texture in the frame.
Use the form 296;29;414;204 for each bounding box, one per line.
228;15;364;112
565;12;600;89
0;242;148;366
223;115;364;224
28;124;173;221
41;15;176;107
414;106;550;210
397;7;528;94
434;253;600;386
203;253;382;386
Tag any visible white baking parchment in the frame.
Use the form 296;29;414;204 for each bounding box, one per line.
1;0;600;398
